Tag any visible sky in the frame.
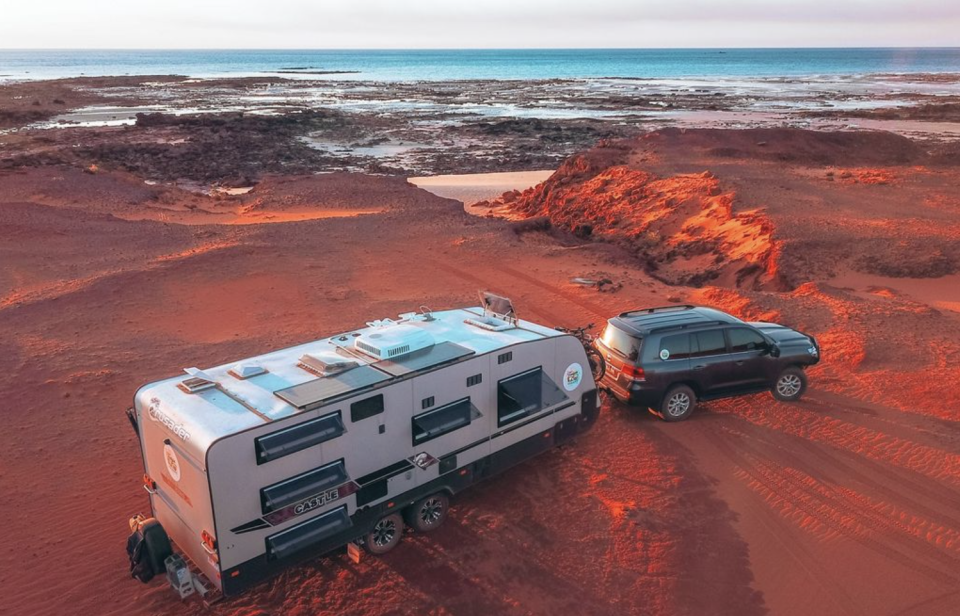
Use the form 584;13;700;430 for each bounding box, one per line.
1;0;958;49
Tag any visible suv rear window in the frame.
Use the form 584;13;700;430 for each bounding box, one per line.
692;330;727;357
601;324;641;360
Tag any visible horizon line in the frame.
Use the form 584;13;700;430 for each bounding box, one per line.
3;46;960;52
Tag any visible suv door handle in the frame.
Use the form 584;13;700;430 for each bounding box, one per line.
735;360;745;366
692;364;706;370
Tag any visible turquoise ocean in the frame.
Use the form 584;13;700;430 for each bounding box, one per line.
1;48;958;81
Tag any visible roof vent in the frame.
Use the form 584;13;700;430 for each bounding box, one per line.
229;363;268;380
298;353;358;376
355;324;434;360
178;367;217;394
465;291;518;332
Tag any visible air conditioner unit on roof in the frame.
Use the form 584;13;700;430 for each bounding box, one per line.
355;324;434;360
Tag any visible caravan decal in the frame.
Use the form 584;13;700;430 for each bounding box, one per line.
147;397;191;442
563;363;583;391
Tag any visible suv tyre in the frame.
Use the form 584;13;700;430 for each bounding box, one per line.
772;367;807;402
660;385;696;421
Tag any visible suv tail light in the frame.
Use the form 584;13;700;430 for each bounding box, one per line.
622;364;645;381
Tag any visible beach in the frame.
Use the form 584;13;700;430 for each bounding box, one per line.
2;64;960;616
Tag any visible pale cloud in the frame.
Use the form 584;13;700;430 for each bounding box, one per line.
1;0;957;48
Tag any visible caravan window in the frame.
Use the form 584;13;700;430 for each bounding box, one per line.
254;411;345;465
497;367;567;427
412;398;474;445
350;394;384;422
260;459;349;514
265;505;351;561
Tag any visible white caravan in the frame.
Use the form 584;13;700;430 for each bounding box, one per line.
126;294;599;598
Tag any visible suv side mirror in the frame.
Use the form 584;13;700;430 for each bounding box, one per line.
769;344;781;358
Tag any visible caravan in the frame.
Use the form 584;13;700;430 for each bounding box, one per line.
126;293;599;599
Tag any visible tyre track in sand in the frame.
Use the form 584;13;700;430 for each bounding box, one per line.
710;427;959;587
736;428;960;568
658;419;865;616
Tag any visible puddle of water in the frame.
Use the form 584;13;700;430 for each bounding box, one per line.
410;170;554;207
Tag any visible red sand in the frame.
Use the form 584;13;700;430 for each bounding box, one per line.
2;128;960;616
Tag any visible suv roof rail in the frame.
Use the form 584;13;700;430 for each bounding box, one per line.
647;319;730;334
618;305;696;318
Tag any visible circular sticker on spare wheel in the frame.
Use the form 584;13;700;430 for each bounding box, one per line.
163;443;181;482
563;362;583;391
660;349;670;360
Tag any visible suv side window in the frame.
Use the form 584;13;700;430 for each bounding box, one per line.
691;330;727;357
659;334;692;360
727;328;766;353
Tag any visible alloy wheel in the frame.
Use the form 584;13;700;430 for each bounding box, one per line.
777;374;802;398
419;498;444;526
372;518;397;546
667;392;690;417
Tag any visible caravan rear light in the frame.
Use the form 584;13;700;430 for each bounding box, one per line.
622;364;645;381
201;530;218;552
143;474;157;491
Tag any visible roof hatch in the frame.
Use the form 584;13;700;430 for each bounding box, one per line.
298;353;359;376
229;363;268;380
465;291;518;332
178;367;217;394
355;323;435;360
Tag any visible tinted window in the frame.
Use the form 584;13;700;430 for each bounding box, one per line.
727;328;766;353
255;411;345;465
601;324;641;360
659;334;692;360
692;330;727;357
265;505;351;561
260;459;348;514
350;394;383;422
412;398;474;445
498;368;543;426
497;367;567;427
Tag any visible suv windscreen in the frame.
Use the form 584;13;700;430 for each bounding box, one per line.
601;324;641;360
727;327;766;352
659;334;692;360
691;330;727;357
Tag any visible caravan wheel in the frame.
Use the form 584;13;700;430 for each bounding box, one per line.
364;513;404;555
404;493;449;533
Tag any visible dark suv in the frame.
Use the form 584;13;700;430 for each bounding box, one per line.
593;305;820;421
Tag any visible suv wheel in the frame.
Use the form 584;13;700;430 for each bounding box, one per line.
661;385;696;421
772;367;807;402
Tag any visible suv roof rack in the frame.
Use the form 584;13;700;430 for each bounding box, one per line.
618;305;696;318
646;319;730;334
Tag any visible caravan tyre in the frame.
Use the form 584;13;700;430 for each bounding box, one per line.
364;513;404;555
405;493;449;533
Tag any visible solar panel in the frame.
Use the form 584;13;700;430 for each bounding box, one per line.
274;365;390;410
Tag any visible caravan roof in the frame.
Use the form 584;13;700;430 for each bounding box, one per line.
136;306;561;459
